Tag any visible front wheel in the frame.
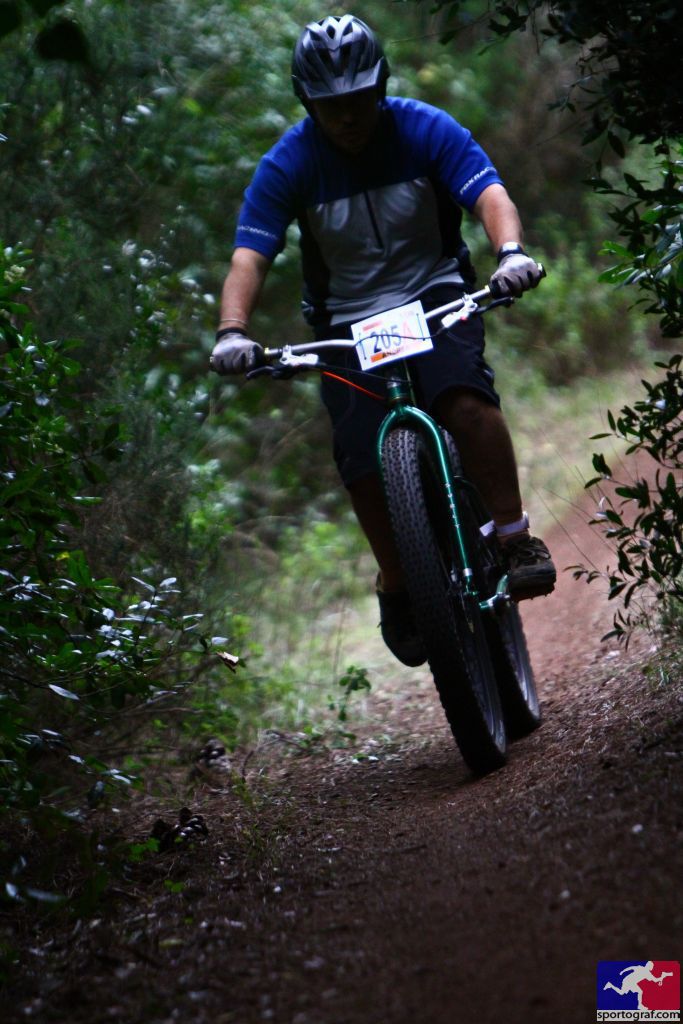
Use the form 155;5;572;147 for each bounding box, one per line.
381;427;507;776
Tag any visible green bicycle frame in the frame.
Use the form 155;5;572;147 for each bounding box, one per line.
375;371;481;601
375;368;511;613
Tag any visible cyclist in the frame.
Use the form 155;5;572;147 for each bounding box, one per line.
210;14;556;666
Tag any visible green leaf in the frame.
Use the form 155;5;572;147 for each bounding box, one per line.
4;882;21;901
101;421;120;447
591;452;612;478
48;684;80;701
131;576;155;592
24;887;65;904
164;879;185;894
607;132;625;158
0;466;43;505
600;241;632;259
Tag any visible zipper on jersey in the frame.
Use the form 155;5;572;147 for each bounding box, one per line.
363;191;384;250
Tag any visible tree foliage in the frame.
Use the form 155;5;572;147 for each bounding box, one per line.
424;0;682;634
427;0;682;145
423;0;683;338
0;0;672;908
574;355;683;641
0;243;210;905
0;0;89;65
597;148;683;338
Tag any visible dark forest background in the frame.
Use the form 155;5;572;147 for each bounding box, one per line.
1;0;680;914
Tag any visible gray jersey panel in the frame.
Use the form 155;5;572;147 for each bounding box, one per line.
304;177;464;324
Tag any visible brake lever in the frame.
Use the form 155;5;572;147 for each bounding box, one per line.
245;365;276;380
479;296;515;313
246;363;300;381
441;293;480;328
270;364;298;380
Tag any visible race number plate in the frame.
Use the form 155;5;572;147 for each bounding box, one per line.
352;300;433;370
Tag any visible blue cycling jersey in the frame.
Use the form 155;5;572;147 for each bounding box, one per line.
235;96;503;326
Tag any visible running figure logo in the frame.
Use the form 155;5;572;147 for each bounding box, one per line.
597;961;680;1021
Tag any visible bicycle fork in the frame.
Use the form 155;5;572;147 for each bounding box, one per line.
376;393;511;616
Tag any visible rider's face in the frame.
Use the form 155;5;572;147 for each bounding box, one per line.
310;88;381;155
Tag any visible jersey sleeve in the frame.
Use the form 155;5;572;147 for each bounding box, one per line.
424;105;503;210
234;144;299;260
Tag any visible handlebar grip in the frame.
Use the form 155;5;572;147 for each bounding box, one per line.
489;277;503;300
490;260;546;299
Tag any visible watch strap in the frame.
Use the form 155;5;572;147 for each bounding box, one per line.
215;326;247;342
496;242;527;264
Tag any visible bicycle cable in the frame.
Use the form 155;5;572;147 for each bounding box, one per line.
321;368;387;403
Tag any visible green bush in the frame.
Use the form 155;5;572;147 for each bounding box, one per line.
0;244;205;905
597;145;683;339
480;235;650;385
573;354;683;641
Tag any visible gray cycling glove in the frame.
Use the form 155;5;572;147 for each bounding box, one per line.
210;329;264;375
490;246;544;298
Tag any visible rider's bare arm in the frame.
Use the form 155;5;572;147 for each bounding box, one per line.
218;247;271;331
474;184;544;298
472;183;524;253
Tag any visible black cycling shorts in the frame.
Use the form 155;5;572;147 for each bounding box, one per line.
317;283;501;488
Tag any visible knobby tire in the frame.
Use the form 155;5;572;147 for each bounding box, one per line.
487;602;540;739
381;427;507;775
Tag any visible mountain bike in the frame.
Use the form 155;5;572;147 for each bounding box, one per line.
235;284;541;775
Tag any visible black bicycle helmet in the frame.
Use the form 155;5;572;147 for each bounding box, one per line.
292;15;390;105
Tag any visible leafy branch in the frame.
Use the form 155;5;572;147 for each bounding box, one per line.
572;355;683;641
0;243;209;907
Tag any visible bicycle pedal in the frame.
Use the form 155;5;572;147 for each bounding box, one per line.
511;581;556;603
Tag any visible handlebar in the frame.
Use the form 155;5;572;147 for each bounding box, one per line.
212;265;544;377
257;281;521;367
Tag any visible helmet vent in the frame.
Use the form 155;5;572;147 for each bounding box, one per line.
291;15;390;104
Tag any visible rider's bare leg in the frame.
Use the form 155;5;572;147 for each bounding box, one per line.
349;389;553;605
348;473;404;591
434;388;556;598
432;387;526;535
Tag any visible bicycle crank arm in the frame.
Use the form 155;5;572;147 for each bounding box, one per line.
479;575;512;615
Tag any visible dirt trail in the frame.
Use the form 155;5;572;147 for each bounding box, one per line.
6;463;682;1024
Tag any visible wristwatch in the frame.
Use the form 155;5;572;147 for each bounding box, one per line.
496;242;527;263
